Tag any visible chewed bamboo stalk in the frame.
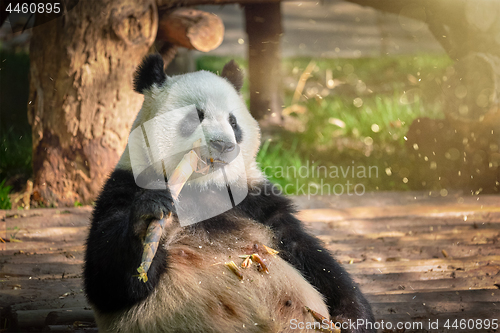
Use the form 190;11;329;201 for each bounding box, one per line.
305;306;339;333
137;142;204;282
225;261;243;280
137;215;169;282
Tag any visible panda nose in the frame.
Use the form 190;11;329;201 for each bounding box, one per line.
209;140;235;153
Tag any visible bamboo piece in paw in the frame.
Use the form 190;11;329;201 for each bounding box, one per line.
137;144;202;282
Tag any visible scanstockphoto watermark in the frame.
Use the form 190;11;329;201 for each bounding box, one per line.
290;319;425;331
290;318;499;331
255;161;379;198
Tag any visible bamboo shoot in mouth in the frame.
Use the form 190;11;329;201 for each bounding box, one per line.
137;142;206;282
168;149;200;202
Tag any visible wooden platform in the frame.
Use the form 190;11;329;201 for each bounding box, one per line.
1;192;499;332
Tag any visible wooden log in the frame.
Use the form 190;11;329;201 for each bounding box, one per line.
44;325;73;332
45;325;98;332
45;308;95;325
14;309;50;329
12;308;94;329
11;299;88;312
157;8;224;52
244;3;284;126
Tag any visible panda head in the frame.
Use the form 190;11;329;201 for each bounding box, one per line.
118;54;264;190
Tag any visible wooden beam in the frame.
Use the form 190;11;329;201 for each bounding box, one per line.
157;8;224;52
157;0;284;9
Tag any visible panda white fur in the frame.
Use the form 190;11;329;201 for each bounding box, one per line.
84;54;375;333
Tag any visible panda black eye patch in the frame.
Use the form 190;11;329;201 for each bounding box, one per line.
179;108;204;137
229;113;242;143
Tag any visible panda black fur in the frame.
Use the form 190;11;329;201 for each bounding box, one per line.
84;54;375;333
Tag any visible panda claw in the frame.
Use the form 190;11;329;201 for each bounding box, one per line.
131;190;174;234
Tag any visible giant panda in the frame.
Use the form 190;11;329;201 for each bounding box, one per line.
84;54;375;333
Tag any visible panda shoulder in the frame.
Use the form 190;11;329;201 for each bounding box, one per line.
237;181;297;221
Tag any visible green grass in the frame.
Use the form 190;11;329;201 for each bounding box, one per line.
0;179;12;209
196;56;245;74
284;92;443;191
200;54;452;193
256;138;317;194
282;55;453;88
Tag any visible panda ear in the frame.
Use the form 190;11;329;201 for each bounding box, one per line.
221;60;244;92
133;54;167;94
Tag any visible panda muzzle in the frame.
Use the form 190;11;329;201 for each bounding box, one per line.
209;140;235;154
204;140;240;167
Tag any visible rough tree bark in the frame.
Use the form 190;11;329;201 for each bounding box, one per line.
28;0;158;206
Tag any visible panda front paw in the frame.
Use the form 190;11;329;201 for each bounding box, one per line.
131;190;174;236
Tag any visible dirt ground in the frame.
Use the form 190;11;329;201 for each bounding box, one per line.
1;191;499;332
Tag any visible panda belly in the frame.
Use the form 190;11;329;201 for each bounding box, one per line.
94;220;329;333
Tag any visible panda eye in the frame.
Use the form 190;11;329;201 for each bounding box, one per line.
179;109;204;137
229;114;237;128
196;108;205;122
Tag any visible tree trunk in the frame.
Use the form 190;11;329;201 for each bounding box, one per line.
28;0;158;206
244;3;284;127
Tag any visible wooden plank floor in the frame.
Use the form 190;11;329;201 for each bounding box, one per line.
1;192;499;332
297;192;500;332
